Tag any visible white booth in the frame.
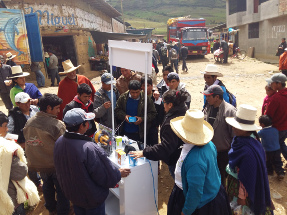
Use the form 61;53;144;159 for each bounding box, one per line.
104;41;158;215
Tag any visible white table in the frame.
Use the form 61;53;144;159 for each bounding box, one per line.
105;152;158;215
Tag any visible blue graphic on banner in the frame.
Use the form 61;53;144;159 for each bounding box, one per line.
178;20;205;26
182;39;208;45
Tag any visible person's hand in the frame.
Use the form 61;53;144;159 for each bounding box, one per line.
153;90;160;100
237;197;246;206
129;151;144;159
4;80;12;86
125;115;131;123
181;212;185;215
119;168;131;178
30;99;38;105
103;101;111;109
134;116;142;125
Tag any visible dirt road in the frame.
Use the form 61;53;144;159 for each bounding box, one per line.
12;54;286;214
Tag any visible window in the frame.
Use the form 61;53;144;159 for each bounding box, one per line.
229;0;247;15
254;0;259;13
248;22;259;39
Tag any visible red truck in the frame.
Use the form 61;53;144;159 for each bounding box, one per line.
167;17;210;56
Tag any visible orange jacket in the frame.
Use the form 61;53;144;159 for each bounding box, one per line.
57;75;96;120
279;52;287;70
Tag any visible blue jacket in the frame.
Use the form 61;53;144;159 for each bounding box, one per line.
258;127;280;152
181;142;221;215
54;132;121;209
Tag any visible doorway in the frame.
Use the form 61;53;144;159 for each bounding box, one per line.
42;35;77;72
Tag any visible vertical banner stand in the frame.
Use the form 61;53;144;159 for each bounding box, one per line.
109;40;152;149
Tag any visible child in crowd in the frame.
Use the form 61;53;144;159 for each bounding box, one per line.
262;84;276;114
258;115;285;180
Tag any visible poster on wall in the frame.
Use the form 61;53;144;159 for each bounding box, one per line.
0;9;30;64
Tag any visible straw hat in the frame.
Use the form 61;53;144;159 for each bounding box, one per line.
59;59;81;75
44;52;49;58
170;109;214;145
200;64;223;77
226;104;261;131
6;52;16;60
7;66;30;79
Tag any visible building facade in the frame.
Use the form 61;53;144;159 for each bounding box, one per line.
226;0;287;60
4;0;124;74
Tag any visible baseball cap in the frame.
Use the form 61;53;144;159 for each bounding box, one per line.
15;92;31;103
202;85;224;96
266;73;287;84
167;72;179;81
63;108;95;127
101;73;116;84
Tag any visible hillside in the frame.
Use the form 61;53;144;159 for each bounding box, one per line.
108;0;226;36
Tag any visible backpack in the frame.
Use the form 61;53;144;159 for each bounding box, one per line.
161;47;167;57
171;48;177;60
226;89;237;107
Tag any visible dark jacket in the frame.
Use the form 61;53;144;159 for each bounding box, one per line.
6;60;16;67
143;104;187;165
0;64;12;93
181;46;188;58
54;132;121;209
213;42;220;51
156;79;169;97
220;41;229;51
9;107;28;143
151;95;164;127
63;96;97;137
115;91;157;139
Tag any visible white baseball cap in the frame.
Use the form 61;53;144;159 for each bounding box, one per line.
15;92;31;103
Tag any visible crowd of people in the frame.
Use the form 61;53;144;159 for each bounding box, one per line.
0;46;286;215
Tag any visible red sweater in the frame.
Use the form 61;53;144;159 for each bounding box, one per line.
265;88;287;131
57;75;96;120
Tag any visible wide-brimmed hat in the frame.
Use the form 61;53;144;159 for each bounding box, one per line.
170;109;214;145
6;52;16;60
7;66;30;79
59;59;81;75
200;64;223;77
44;52;49;58
226;104;261;131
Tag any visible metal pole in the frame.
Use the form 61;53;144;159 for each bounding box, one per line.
144;52;148;149
109;45;115;150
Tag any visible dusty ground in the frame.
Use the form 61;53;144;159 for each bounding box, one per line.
9;54;286;214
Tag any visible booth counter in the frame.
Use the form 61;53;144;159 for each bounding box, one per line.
105;152;158;215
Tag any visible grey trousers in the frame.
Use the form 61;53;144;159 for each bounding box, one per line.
1;92;13;109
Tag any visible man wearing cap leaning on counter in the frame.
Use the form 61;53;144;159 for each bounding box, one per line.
265;73;287;161
54;108;130;215
57;59;96;120
203;85;236;187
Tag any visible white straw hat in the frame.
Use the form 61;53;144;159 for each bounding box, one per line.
44;52;49;58
226;104;261;131
170;109;214;145
200;64;223;77
7;66;30;79
6;52;16;60
59;59;81;75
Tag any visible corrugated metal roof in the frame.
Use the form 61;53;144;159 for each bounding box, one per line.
83;0;121;18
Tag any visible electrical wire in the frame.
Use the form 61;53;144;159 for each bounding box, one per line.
148;160;159;215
